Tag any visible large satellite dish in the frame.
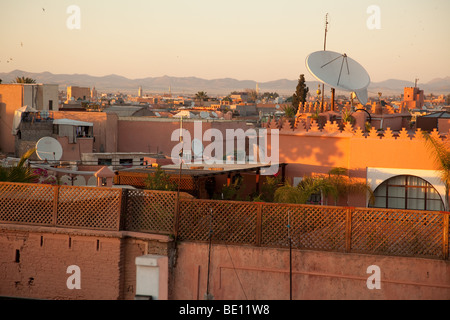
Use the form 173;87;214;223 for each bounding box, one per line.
306;50;370;104
35;137;63;161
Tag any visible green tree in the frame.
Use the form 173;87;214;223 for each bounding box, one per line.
292;74;309;113
326;168;374;206
12;76;36;84
261;92;279;100
274;182;305;204
222;95;232;102
253;176;282;202
282;104;297;119
218;175;247;201
0;148;39;183
274;168;374;206
245;89;258;102
424;134;450;210
144;166;176;191
195;91;209;106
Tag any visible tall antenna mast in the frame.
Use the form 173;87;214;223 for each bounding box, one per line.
322;13;329;108
324;13;329;51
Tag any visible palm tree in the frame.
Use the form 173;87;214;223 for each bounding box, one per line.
12;76;36;84
424;134;450;210
0;148;39;183
195;91;209;107
274;169;374;206
326;168;374;206
274;181;305;204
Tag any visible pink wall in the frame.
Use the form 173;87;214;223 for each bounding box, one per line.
1;223;448;300
171;242;450;300
117;119;252;156
52;111;118;153
57;137;94;161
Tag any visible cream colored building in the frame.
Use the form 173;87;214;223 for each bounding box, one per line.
0;83;59;155
66;86;91;103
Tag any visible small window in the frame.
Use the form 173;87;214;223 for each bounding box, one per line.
120;159;133;166
98;159;112;166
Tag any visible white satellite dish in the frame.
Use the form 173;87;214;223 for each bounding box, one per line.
35;137;63;161
200;111;210;119
275;105;280;110
306;50;371;104
192;138;204;158
211;112;218;118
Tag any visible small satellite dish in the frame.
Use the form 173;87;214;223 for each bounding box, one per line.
200;111;210;119
211;112;218;118
36;137;63;161
192;138;204;158
276;105;280;110
306;50;370;104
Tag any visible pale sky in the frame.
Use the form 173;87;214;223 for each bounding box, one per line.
0;0;449;83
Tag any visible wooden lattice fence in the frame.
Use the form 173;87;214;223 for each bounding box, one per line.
0;182;449;260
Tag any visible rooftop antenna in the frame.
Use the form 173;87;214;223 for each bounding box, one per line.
415;78;419;88
321;13;329;108
323;13;329;51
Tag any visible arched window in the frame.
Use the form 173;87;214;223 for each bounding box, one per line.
371;175;444;211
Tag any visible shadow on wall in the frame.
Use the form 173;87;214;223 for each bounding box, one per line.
278;134;346;169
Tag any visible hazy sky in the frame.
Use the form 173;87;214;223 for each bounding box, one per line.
1;0;449;83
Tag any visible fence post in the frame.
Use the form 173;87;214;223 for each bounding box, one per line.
173;194;180;240
52;186;59;227
256;203;263;247
345;207;354;253
119;189;129;231
443;212;449;260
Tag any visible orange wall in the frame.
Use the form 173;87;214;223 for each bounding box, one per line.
276;131;438;181
0;85;23;154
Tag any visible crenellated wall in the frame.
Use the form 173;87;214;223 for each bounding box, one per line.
264;119;448;207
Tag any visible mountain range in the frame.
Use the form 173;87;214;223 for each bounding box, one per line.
1;70;449;97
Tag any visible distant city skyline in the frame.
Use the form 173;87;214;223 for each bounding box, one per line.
1;0;449;84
